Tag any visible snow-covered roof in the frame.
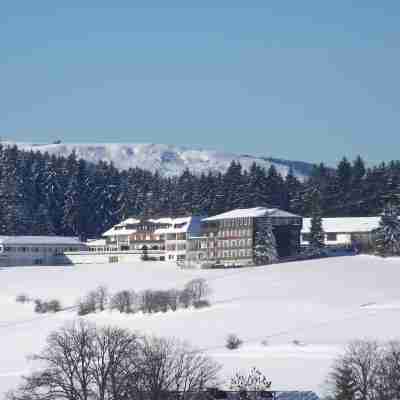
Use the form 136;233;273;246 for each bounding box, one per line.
86;239;107;247
102;216;195;237
302;217;381;234
203;207;301;222
102;228;137;237
0;236;84;246
119;217;141;225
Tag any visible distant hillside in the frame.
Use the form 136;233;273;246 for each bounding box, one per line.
9;142;313;179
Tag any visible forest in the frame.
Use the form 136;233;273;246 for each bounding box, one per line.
1;144;399;239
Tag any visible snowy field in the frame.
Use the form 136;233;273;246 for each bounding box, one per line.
1;256;400;398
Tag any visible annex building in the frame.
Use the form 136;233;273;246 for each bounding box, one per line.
0;236;86;268
186;207;303;267
301;217;380;250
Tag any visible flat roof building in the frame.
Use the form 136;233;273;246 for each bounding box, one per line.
0;236;86;267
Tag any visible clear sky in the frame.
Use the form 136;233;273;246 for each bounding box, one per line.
1;1;400;165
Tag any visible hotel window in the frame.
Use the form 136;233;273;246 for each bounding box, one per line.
326;233;337;241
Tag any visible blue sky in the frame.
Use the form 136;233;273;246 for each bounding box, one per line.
1;1;400;165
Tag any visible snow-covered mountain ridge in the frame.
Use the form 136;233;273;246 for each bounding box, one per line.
9;142;312;179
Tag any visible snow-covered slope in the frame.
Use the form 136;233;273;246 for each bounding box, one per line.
1;256;400;397
9;142;312;179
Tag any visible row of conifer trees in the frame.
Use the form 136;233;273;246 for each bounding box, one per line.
1;144;400;240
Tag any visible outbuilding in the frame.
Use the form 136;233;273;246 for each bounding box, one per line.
301;217;381;250
0;236;86;267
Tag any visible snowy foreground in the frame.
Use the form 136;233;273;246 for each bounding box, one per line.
1;256;400;398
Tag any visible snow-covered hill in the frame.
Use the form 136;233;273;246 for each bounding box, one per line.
9;142;312;179
1;256;400;397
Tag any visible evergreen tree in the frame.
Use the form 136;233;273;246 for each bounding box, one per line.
253;218;278;265
285;167;302;213
309;188;325;251
374;203;400;257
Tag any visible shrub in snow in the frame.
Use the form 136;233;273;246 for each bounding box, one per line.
16;293;31;303
261;339;269;346
193;299;210;309
226;334;243;350
34;298;62;313
34;299;45;313
110;290;137;313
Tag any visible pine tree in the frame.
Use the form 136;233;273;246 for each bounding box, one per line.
374;203;400;257
285;167;302;212
254;218;278;265
309;188;325;252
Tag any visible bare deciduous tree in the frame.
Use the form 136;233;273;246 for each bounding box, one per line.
110;290;137;313
7;320;139;400
7;322;220;400
230;367;272;400
327;340;400;400
184;279;211;303
132;336;221;400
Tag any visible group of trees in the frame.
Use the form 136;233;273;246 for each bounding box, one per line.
7;321;221;400
328;340;400;400
3;144;400;240
78;279;211;316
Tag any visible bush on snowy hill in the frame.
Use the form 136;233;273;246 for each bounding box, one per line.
226;334;243;350
34;298;62;313
15;293;31;304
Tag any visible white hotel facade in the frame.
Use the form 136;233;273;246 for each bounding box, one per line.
101;216;203;261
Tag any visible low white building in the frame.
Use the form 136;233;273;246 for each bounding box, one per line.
0;236;86;267
301;217;381;249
